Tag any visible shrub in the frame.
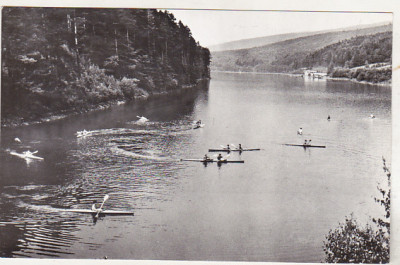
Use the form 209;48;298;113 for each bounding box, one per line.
323;158;390;263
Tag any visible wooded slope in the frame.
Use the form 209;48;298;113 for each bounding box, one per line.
1;7;210;126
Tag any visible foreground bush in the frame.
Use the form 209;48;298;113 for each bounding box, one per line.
323;157;390;263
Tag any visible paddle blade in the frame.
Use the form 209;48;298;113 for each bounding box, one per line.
32;151;38;154
103;194;109;202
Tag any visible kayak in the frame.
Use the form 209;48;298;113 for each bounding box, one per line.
63;209;134;215
208;148;260;152
284;144;326;148
10;151;44;160
193;124;205;129
77;130;92;138
180;159;244;163
136;116;149;123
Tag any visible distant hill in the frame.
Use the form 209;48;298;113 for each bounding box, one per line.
209;22;390;52
211;23;392;73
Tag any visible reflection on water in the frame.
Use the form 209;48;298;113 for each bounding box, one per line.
0;73;391;262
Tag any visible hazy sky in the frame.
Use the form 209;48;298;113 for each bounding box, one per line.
168;9;392;47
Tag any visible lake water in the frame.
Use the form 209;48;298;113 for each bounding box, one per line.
0;72;391;262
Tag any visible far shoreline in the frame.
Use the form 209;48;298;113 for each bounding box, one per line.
211;70;392;87
0;79;209;129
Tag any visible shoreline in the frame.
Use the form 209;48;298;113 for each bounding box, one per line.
211;70;391;87
325;77;391;87
1;80;208;129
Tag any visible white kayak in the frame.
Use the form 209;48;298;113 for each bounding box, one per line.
63;209;134;215
76;130;92;138
193;123;205;129
10;151;44;160
136;116;149;123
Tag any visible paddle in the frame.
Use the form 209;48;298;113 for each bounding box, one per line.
95;194;109;218
221;154;231;161
231;144;239;150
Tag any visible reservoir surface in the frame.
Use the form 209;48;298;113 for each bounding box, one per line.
0;72;391;262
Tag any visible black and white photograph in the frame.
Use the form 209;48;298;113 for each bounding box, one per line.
0;0;398;264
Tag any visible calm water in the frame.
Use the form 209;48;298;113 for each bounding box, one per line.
0;72;391;262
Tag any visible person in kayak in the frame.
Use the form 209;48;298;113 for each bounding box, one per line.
226;144;230;150
92;200;99;211
203;154;210;161
217;154;223;161
196;120;202;125
304;140;308;145
23;150;32;156
327;115;330;121
297;128;303;135
238;144;243;151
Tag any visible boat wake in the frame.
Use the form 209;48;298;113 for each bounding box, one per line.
111;145;169;161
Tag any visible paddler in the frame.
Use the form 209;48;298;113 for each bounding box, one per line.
226;144;230;150
91;200;99;211
327;115;330;121
203;154;210;161
304;140;308;145
217;153;223;161
238;144;243;151
23;150;32;156
297;128;303;135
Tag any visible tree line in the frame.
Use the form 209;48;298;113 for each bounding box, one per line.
269;31;392;83
1;7;210;126
211;29;392;84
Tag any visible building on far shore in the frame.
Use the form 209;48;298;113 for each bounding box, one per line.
303;69;327;80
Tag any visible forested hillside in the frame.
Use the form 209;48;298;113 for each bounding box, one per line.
279;31;392;70
1;7;210;126
211;24;391;74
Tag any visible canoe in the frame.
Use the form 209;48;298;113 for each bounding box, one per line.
208;148;260;152
63;209;134;215
284;144;326;148
10;151;44;160
180;159;244;163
